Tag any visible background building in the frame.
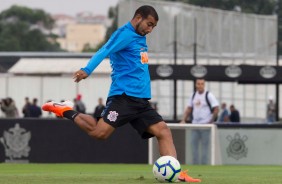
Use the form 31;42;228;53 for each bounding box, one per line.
53;12;110;52
57;23;106;52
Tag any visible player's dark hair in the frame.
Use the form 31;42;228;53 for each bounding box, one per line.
196;78;206;81
133;5;159;21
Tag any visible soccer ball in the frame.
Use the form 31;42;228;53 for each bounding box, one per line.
152;156;181;183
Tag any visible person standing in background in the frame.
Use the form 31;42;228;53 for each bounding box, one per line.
266;96;276;124
93;97;105;121
22;97;31;117
0;97;18;118
180;78;219;165
74;94;86;113
29;98;42;118
218;102;229;123
229;105;240;123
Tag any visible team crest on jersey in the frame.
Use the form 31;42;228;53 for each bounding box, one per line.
140;52;148;64
107;111;119;122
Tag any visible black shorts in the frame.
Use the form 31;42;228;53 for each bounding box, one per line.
101;93;163;139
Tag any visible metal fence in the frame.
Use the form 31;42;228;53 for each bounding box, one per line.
118;0;277;63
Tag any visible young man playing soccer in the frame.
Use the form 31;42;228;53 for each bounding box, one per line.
42;5;200;183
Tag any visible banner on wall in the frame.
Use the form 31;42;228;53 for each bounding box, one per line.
0;119;148;163
149;64;282;83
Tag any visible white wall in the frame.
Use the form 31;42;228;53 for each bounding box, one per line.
0;74;111;117
0;73;279;122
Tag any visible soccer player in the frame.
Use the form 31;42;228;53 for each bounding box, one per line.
42;5;200;183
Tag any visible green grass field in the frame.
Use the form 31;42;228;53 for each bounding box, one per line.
0;164;282;184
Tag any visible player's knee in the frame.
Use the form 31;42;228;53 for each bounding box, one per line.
155;123;172;138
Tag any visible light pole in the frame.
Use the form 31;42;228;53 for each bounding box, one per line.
275;0;280;121
193;17;197;91
173;14;177;120
164;5;180;121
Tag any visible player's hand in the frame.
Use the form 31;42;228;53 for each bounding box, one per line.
73;70;88;83
179;120;186;124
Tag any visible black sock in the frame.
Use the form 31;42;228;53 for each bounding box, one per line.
63;110;79;121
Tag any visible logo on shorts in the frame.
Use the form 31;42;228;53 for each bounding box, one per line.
107;111;119;122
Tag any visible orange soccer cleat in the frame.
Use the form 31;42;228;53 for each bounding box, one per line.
42;101;73;117
178;170;202;183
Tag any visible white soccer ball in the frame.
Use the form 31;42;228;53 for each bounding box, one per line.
152;156;181;183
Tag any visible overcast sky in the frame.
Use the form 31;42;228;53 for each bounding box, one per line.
0;0;120;16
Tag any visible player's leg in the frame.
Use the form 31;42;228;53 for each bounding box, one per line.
147;121;177;158
42;100;115;140
128;103;177;158
132;113;202;183
73;113;115;140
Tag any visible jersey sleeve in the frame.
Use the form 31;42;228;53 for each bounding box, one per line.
207;92;219;108
81;28;134;75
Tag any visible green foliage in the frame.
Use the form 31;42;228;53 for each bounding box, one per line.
0;5;61;51
0;5;54;29
81;43;97;53
108;7;116;18
104;6;118;43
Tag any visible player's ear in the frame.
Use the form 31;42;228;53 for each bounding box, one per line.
135;14;143;22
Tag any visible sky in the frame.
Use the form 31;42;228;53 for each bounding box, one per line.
0;0;120;16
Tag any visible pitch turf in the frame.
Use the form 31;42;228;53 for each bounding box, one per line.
0;164;281;184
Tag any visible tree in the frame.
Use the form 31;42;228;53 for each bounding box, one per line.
0;5;62;51
106;6;118;42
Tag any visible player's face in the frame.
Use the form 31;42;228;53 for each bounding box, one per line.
196;79;205;93
135;15;157;36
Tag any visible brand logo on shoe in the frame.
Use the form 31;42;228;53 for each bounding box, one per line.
53;102;65;107
107;111;119;122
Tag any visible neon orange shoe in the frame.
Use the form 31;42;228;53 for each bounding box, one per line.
178;170;201;183
42;101;73;117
